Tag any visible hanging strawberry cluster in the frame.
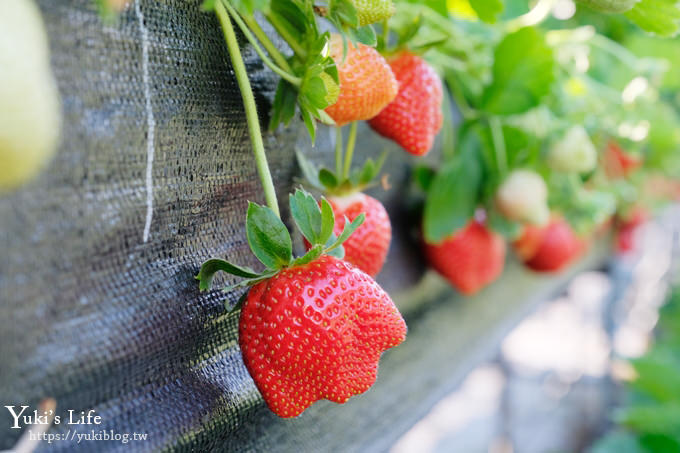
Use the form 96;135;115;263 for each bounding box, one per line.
188;0;680;418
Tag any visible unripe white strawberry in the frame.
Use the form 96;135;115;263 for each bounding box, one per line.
548;126;597;174
0;0;61;192
496;170;549;225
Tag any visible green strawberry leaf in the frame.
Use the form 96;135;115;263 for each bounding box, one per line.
270;80;298;131
289;189;324;245
326;214;365;253
246;202;293;269
292;244;325;266
324;232;345;259
424;143;482;243
625;0;680;37
469;0;504;23
481;27;555;115
195;258;261;291
330;0;360;28
413;165;436;192
319;198;336;245
319;168;339;189
348;25;378;47
486;208;522;240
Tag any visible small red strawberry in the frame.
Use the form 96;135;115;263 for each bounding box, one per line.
368;52;443;156
325;34;398;126
513;216;583;272
615;207;648;253
604;141;642;179
423;220;506;295
198;189;406;418
306;193;391;277
239;255;405;417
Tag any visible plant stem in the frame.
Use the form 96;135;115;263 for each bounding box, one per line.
489;116;508;178
343;122;358;180
241;13;293;73
222;1;301;86
335;126;344;176
265;10;307;58
381;19;390;49
216;1;280;217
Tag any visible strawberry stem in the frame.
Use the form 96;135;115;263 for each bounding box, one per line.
221;1;301;86
489;116;508;178
216;0;280;217
343;121;358;180
265;10;307;59
335;126;344;176
241;13;294;74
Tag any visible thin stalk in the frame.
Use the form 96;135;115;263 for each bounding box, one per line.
222;1;301;86
343;122;358;180
216;1;280;217
265;10;307;58
489;116;508;177
241;13;293;73
335;126;344;176
381;19;390;49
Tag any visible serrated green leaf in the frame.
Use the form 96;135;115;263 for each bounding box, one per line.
482;27;555;115
350;25;378;47
289;189;324;245
319;198;336;244
293;245;324;266
270;80;298;131
469;0;503;23
625;0;680;37
319;168;339;189
424;144;482;243
300;107;317;142
326;214;365;252
246;202;293;269
195;258;261;291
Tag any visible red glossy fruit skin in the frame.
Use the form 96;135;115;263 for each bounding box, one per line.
514;217;583;273
239;255;406;418
423;220;506;295
368;52;443;156
604;141;642;179
321;193;391;277
324;35;398;126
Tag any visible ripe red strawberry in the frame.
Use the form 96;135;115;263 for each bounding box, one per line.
513;217;583;272
239;255;406;418
604;141;642;179
324;34;398;126
368;52;443;156
305;193;391;277
615;207;648;252
423;220;506;295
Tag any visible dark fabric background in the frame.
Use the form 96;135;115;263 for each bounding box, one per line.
0;1;428;451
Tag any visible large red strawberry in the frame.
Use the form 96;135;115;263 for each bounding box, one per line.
615;207;648;253
198;189;406;418
368;52;443;156
305;193;391;277
604;141;642;179
325;34;398;126
423;220;506;295
239;255;405;417
513;217;583;272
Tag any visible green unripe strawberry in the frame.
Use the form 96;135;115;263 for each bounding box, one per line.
352;0;396;26
548;126;597;174
0;0;61;192
576;0;638;13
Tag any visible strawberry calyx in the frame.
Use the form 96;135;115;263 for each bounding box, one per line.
296;149;387;197
196;188;365;296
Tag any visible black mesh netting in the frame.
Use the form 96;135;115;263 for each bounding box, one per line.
0;1;429;451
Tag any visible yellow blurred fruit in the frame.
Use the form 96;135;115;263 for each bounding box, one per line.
0;0;61;192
